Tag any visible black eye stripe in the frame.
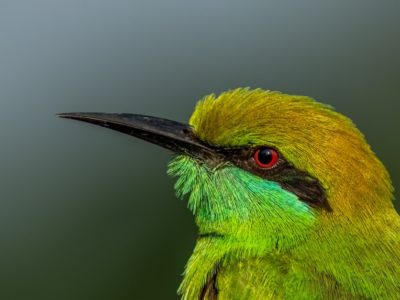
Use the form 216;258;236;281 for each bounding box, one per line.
217;147;331;211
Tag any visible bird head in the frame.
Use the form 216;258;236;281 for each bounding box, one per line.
59;88;394;252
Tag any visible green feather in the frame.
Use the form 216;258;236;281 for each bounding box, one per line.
167;89;399;299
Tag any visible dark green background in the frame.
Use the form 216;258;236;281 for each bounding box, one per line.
1;1;399;299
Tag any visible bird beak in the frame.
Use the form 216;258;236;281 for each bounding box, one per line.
58;112;216;158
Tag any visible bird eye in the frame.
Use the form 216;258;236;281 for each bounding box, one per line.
253;147;279;169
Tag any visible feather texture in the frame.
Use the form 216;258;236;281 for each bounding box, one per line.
167;88;399;299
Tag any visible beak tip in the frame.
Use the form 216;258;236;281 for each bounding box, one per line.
57;112;87;120
57;112;71;118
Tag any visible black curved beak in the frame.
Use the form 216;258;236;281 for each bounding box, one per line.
58;112;216;158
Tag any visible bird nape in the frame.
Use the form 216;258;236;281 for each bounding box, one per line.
59;88;399;300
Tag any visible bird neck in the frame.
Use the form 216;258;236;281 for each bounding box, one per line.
179;207;400;300
179;185;400;299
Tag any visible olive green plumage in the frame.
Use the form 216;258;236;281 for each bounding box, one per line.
168;88;399;299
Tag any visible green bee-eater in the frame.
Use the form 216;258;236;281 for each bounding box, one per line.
60;88;399;299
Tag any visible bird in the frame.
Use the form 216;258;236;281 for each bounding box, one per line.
59;88;399;299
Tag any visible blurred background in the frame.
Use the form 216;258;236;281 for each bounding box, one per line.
0;1;399;299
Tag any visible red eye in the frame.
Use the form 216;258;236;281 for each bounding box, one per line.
253;147;279;169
